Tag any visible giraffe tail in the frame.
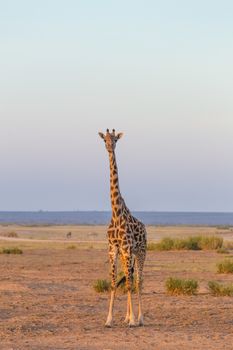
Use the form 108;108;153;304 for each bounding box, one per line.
116;275;126;288
116;263;135;288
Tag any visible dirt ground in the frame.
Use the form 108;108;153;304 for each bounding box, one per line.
0;225;233;350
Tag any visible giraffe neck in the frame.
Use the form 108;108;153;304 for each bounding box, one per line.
108;151;122;217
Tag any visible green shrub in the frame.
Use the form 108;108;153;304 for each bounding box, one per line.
173;239;187;250
93;279;111;293
155;237;174;251
185;236;201;250
152;236;223;251
166;277;199;295
208;281;233;296
1;247;23;254
217;260;233;274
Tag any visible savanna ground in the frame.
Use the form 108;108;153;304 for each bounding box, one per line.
0;225;233;350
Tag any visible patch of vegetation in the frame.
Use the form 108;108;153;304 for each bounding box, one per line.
66;245;77;249
4;231;18;238
147;242;157;251
216;225;230;230
93;279;111;293
165;277;199;295
224;241;233;250
0;247;23;254
208;281;233;296
199;236;223;250
155;237;175;251
153;236;223;251
217;247;229;254
217;260;233;274
93;272;137;294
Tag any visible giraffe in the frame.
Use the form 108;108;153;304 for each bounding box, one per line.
98;128;147;327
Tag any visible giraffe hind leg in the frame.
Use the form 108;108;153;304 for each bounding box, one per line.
135;251;146;326
123;254;136;327
123;264;135;323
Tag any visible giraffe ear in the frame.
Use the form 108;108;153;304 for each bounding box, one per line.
98;132;105;139
116;133;123;140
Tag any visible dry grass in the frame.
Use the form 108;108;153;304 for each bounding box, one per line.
3;231;18;238
93;272;136;294
208;281;233;296
217;247;229;254
165;277;199;295
93;279;111;293
217;260;233;274
66;244;77;249
0;247;23;254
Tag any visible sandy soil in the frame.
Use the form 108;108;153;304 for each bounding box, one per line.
0;225;233;349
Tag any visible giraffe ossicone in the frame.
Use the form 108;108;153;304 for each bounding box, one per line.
98;129;147;327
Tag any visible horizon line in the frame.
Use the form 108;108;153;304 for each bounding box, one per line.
0;210;233;214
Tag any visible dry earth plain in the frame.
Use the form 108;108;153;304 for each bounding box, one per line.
0;225;233;350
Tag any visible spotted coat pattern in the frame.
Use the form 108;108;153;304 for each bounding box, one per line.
99;129;147;327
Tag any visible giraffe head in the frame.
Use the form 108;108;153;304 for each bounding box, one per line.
98;129;123;153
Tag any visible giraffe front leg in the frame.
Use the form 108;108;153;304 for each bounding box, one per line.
124;292;130;323
105;247;118;328
124;255;136;327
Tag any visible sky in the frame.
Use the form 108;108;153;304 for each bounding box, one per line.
0;0;233;211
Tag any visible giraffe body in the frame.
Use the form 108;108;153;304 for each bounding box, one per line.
99;129;147;327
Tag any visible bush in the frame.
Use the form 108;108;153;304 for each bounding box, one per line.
184;236;201;250
155;237;175;251
216;225;230;230
93;272;137;294
1;247;23;254
4;232;18;238
208;281;233;296
93;279;111;293
224;241;233;250
173;239;187;250
67;245;77;249
217;247;229;254
147;242;157;251
217;260;233;274
161;237;175;250
166;277;199;295
199;236;223;250
152;236;223;251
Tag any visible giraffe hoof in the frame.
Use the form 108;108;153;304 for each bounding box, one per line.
105;321;113;328
138;319;144;327
123;317;130;324
128;320;136;327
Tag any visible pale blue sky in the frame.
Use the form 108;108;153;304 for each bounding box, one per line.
0;1;233;211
